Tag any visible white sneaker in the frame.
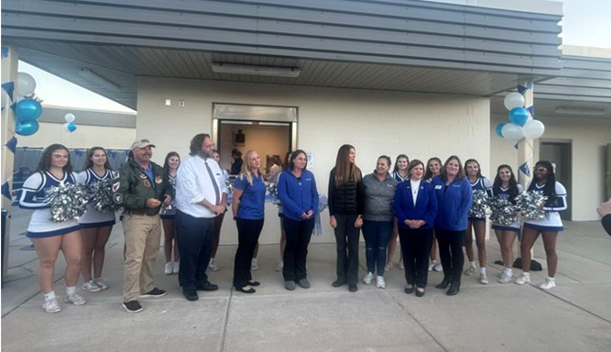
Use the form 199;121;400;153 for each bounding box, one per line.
397;261;404;270
428;261;436;271
464;266;476;276
478;273;489;285
498;272;512;284
384;262;393;272
164;262;173;275
42;298;61;313
516;273;531;285
539;278;556;290
433;263;443;272
64;293;87;306
363;272;374;285
275;261;284;272
82;280;101;293
209;258;219;272
93;278;109;291
172;261;180;274
251;258;259;271
376;276;386;289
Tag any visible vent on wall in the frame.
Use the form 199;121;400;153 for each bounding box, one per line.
555;106;605;116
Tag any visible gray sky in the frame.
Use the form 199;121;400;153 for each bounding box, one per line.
19;0;611;112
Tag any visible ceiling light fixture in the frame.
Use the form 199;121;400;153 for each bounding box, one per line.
78;68;122;92
555;106;605;116
211;63;300;78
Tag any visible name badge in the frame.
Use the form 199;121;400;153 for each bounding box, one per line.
435;185;442;190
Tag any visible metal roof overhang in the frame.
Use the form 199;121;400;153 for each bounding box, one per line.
3;0;607;120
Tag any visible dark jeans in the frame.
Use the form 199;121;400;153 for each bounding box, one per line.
233;218;264;288
176;210;215;291
435;228;465;284
282;217;315;281
334;214;360;285
399;227;434;288
362;220;393;276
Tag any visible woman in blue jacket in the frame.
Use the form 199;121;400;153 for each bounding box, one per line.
277;150;319;291
431;155;473;296
395;160;438;297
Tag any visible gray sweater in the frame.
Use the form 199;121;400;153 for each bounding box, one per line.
362;173;397;221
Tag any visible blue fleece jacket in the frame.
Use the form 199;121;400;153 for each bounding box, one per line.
394;180;438;229
277;169;319;221
431;175;473;231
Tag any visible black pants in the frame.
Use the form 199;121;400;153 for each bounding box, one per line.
435;228;465;284
334;214;360;285
399;227;434;288
233;218;264;288
282;217;315;281
176;210;215;291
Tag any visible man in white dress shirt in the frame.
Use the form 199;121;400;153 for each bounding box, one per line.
175;133;228;301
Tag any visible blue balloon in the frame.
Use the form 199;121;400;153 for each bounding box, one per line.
15;98;42;122
508;107;529;126
495;123;506;138
15;120;40;136
67;122;77;132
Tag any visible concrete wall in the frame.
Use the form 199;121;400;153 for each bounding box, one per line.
490;114;611;221
15;122;135;149
137;77;491;244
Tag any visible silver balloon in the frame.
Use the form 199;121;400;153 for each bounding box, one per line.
16;72;36;97
504;92;524;111
522;119;545;139
501;123;524;141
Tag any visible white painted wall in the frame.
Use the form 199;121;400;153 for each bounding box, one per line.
15;122;135;150
490;114;611;221
137;77;491;244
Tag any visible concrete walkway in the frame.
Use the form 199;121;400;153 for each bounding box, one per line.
2;207;611;352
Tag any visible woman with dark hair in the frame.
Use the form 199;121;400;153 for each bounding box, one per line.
387;154;409;271
277;150;318;291
395;160;438;297
232;150;267;293
161;152;180;275
425;157;443;272
361;155;397;288
516;161;567;290
209;149;227;272
329;144;363;292
230;149;243;175
431;155;472;296
19;144;86;313
463;159;493;284
77;147;116;293
491;165;523;284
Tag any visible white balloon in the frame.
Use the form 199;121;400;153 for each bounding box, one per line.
16;72;36;97
501;123;524;141
504;92;525;111
64;113;76;123
522;119;545;139
63;122;71;132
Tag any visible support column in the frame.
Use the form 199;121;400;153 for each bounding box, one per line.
1;45;19;283
517;80;535;188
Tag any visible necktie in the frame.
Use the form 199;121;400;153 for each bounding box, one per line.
204;160;220;205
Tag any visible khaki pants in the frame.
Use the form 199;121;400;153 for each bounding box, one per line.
122;213;161;301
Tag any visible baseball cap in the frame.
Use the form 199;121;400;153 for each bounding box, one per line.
131;139;156;149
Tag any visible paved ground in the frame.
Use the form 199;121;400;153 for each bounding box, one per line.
2;207;611;352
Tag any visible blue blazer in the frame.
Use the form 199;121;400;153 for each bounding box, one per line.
394;180;438;229
431;176;473;231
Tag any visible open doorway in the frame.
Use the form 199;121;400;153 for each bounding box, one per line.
540;140;572;220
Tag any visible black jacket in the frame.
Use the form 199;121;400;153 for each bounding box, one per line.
328;167;364;216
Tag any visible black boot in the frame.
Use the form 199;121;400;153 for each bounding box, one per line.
435;277;451;289
446;282;460;296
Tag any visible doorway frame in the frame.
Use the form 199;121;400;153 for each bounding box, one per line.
540;139;573;220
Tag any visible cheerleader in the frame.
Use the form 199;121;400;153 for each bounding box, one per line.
425;157;442;272
77;147;116;292
490;165;522;283
516;161;567;290
387;154;409;271
19;144;86;313
161;152;180;274
464;159;493;284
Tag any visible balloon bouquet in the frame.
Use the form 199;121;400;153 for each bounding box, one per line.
12;72;43;136
495;92;545;141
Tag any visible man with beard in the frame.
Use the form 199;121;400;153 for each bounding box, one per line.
114;139;171;313
175;133;227;301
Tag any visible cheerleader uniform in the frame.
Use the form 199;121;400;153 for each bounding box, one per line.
491;184;523;233
160;174;177;220
392;171;409;184
523;181;567;232
77;169;116;228
19;171;81;238
468;177;493;222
